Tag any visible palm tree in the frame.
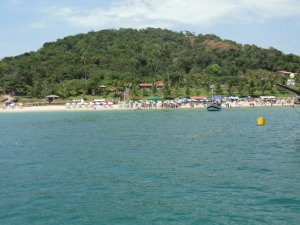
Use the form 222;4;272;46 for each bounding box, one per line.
236;77;247;96
225;77;238;96
248;79;256;96
80;52;89;93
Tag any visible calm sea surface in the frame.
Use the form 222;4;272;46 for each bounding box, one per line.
0;107;299;225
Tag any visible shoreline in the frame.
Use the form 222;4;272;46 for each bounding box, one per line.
0;102;298;113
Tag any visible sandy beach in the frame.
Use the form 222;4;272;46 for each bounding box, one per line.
0;100;297;113
0;104;119;113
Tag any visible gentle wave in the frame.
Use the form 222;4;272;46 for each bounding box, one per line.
0;108;299;224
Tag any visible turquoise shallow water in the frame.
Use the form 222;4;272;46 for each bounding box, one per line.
0;107;299;224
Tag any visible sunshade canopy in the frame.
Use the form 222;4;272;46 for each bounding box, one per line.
147;96;161;101
46;95;59;98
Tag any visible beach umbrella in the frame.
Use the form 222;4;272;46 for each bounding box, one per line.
147;96;161;101
212;95;222;100
46;95;59;98
45;94;59;104
180;98;188;103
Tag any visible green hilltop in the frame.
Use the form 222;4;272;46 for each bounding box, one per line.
0;28;299;99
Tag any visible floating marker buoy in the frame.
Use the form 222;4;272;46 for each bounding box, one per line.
257;117;265;126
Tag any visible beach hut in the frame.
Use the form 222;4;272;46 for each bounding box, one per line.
45;95;59;103
260;96;276;100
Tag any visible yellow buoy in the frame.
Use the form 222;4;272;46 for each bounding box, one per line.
257;117;265;126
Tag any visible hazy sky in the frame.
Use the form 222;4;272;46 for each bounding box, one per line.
1;0;300;59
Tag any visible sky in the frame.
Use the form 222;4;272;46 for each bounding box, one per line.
1;0;300;59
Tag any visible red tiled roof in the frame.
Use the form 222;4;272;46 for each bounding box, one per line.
138;83;152;87
156;81;165;87
138;81;165;87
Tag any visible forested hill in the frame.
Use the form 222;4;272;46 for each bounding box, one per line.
0;28;299;98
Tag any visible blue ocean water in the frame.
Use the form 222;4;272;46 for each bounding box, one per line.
0;107;299;225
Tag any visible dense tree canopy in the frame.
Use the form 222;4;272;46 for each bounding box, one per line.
0;28;299;98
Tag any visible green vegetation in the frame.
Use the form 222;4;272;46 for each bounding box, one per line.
0;28;299;100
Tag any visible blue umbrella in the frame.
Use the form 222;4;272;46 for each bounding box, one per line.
212;95;222;100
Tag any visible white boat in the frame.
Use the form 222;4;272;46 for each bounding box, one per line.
207;88;222;111
207;102;222;111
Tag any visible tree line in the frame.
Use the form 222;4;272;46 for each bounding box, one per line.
0;28;299;99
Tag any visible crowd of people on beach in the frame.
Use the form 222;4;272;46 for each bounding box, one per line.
0;96;297;112
63;96;296;110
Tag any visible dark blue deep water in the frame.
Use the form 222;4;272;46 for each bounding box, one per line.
0;107;299;224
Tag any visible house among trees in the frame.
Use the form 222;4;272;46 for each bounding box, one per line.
278;71;297;77
138;81;165;90
278;71;297;86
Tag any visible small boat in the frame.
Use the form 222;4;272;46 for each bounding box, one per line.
207;88;222;111
207;102;222;111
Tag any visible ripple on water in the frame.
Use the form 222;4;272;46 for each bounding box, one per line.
0;108;299;225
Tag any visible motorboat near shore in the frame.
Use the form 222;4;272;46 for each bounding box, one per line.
207;102;222;111
207;89;222;111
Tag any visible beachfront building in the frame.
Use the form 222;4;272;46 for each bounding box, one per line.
138;81;165;90
260;96;277;103
286;79;295;86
